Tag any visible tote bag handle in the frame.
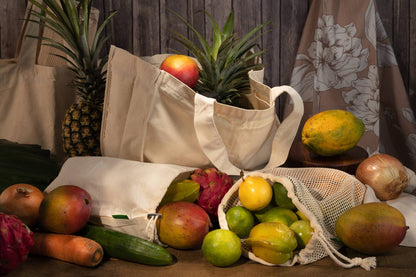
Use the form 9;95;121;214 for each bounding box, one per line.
194;85;304;175
14;1;43;66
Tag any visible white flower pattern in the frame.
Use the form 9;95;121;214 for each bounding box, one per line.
342;65;379;136
289;0;416;171
290;15;369;101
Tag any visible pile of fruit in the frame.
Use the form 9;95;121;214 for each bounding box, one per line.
0;167;236;273
0;162;411;273
1;0;412;273
226;176;314;265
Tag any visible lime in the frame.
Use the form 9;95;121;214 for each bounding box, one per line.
296;210;310;222
254;202;276;222
257;207;298;226
290;220;314;249
226;206;255;238
273;182;296;210
238;176;272;211
202;229;242;267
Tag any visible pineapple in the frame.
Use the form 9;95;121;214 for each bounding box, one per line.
27;0;117;157
170;10;270;107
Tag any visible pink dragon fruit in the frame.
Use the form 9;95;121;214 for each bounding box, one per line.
0;213;33;275
190;168;234;219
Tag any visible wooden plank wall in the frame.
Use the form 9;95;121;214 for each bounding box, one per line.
1;0;415;112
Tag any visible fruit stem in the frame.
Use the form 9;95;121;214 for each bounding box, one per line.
240;170;245;181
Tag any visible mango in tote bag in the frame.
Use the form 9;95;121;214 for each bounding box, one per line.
101;46;304;175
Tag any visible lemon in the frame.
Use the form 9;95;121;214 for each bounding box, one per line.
202;229;242;267
238;176;272;211
226;206;255;238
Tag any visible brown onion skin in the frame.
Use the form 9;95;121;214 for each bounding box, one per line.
356;154;409;201
0;184;44;227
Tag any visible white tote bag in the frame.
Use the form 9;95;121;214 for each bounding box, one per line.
0;2;75;161
101;46;304;175
0;2;99;161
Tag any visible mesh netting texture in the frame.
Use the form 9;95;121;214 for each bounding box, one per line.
218;167;372;269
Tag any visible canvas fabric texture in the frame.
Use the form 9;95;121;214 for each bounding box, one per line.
101;46;304;176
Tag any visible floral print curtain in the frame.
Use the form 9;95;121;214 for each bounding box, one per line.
287;0;416;172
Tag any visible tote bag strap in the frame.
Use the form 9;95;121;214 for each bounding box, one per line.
194;94;242;175
264;85;304;170
194;86;303;175
15;1;45;65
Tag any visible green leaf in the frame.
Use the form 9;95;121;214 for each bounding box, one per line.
169;9;211;58
91;9;118;53
222;10;234;39
204;11;222;60
26;10;79;52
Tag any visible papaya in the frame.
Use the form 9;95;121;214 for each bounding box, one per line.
301;110;365;156
335;202;408;255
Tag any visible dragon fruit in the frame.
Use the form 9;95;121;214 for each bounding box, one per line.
0;213;33;275
190;168;234;219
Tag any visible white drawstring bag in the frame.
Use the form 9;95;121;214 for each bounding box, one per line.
100;46;304;176
44;156;197;245
218;168;377;270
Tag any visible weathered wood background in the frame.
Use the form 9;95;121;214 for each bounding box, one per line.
1;0;415;111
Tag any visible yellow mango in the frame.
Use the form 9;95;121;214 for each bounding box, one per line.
301;110;365;156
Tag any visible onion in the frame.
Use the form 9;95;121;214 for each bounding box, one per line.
356;154;409;201
0;184;44;227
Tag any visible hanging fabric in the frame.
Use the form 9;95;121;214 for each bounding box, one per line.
286;0;416;172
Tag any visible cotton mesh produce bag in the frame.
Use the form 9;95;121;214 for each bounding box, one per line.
218;167;377;270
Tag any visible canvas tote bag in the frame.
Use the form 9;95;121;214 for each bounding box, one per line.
101;46;304;175
0;2;98;161
44;156;197;245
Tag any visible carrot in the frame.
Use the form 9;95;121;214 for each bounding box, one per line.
30;233;104;267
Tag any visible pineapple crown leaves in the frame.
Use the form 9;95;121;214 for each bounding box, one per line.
169;9;270;106
26;0;118;105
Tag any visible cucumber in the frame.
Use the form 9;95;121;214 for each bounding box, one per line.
81;225;174;266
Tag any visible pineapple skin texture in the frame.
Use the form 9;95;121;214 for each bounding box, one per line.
62;102;102;157
301;110;365;157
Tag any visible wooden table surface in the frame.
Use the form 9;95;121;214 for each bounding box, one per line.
8;245;416;277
